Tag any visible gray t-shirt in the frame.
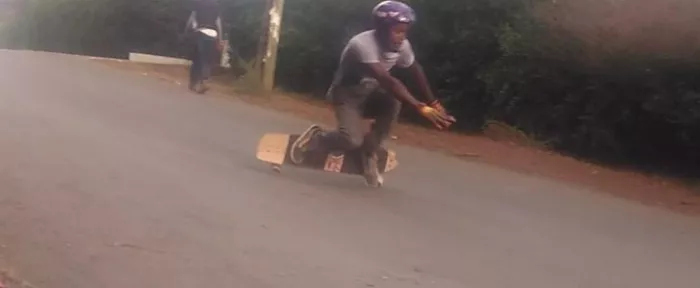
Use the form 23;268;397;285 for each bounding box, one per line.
329;30;415;93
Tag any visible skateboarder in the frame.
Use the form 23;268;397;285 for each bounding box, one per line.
184;0;224;93
289;0;456;187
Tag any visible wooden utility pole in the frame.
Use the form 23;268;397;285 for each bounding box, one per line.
256;0;285;91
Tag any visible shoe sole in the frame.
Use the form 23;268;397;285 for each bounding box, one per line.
290;124;321;164
364;174;384;188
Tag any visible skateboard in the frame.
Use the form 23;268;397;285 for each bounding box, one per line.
256;133;398;175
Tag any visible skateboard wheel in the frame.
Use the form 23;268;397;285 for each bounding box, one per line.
271;164;281;173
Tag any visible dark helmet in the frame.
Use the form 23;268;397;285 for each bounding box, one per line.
371;1;416;30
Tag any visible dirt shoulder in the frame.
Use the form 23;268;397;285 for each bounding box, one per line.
94;59;700;215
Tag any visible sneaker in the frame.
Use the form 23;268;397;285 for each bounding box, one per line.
197;82;210;94
362;152;384;187
290;124;323;164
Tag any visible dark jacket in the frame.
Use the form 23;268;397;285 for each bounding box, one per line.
184;0;222;36
193;1;220;29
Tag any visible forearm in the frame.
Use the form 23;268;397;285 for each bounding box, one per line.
360;60;424;109
216;17;223;40
379;76;422;108
411;63;437;103
184;12;195;33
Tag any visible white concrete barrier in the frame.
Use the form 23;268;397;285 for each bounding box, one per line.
128;53;191;65
128;44;230;67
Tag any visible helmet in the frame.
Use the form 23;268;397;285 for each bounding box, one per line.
371;1;416;29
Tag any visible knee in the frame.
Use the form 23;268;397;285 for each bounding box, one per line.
387;98;402;116
339;129;364;150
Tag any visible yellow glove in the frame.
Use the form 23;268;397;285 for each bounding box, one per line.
428;100;447;114
417;103;456;130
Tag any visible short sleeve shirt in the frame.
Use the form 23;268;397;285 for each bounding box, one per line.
329;30;415;89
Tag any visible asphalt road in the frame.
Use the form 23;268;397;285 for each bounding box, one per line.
0;50;699;288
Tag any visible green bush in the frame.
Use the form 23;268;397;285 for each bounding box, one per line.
3;0;189;58
482;13;700;173
4;0;700;175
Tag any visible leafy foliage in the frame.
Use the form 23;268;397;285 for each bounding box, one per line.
3;0;700;175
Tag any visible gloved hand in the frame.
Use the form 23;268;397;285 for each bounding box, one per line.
428;99;447;114
417;103;456;130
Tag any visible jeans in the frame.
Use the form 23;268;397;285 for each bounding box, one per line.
189;31;217;87
318;84;402;155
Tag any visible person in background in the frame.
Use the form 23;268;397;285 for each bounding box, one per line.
184;0;223;93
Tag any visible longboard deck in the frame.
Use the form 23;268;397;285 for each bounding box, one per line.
256;133;398;175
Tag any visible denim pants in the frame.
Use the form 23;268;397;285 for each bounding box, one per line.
189;31;217;86
318;83;402;155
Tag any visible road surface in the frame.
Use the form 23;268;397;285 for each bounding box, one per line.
0;50;698;288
